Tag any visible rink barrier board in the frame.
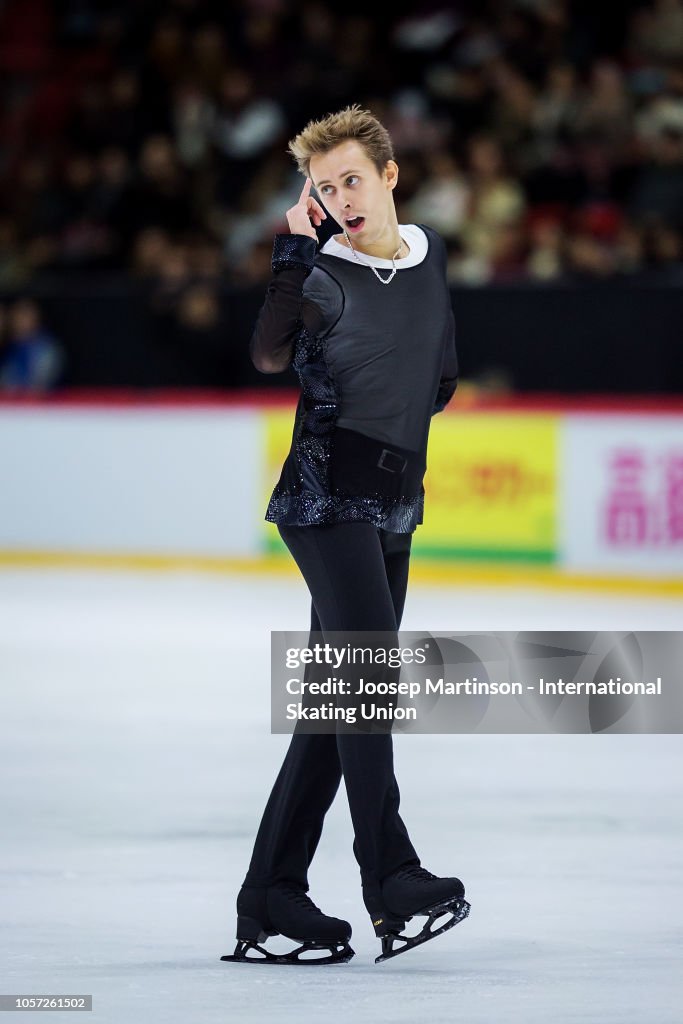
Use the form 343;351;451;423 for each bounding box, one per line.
263;405;683;575
1;549;682;598
2;388;683;412
264;409;560;562
263;533;556;563
1;393;682;589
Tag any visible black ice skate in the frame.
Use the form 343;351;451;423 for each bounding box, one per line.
370;865;470;964
221;883;355;966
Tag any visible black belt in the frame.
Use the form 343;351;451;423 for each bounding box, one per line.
330;427;425;498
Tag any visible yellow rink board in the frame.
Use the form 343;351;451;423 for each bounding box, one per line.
264;411;558;564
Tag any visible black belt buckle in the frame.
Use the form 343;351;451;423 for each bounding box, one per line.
377;448;408;474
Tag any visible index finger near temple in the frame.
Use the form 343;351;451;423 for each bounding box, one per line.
299;176;312;202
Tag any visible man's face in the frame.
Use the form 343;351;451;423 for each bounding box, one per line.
309;139;397;241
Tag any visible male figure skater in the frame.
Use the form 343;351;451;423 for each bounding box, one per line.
222;105;468;966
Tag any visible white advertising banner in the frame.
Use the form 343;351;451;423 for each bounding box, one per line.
2;403;682;579
0;407;260;557
561;416;683;576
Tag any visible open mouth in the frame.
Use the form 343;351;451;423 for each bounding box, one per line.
345;216;365;233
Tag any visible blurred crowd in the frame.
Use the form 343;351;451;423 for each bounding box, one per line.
1;0;683;390
2;0;683;286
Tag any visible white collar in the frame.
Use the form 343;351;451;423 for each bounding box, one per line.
320;224;428;268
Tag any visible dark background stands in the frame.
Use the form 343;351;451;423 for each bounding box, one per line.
1;0;682;394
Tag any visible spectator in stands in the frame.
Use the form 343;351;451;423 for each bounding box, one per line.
211;66;287;208
574;60;633;156
404;150;470;240
629;122;683;228
0;298;64;393
532;60;582;161
130;227;171;280
634;0;683;63
526;211;565;280
488;60;538;171
456;133;527;281
117;134;195;253
0;217;30;289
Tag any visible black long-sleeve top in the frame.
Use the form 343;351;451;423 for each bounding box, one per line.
250;225;458;533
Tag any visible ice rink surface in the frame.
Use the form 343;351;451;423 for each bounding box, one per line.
2;567;682;1023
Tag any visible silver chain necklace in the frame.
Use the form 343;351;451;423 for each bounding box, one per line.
342;228;404;284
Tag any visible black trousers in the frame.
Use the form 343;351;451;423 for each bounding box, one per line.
242;521;420;912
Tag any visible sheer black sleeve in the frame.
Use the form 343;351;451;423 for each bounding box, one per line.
417;224;458;415
432;306;459;414
249;234;325;374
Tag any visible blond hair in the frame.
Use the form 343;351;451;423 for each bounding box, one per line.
286;103;394;179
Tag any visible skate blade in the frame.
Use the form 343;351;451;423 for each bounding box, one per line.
375;898;470;964
221;938;355;966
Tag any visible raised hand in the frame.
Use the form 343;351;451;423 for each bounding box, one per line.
285;177;327;239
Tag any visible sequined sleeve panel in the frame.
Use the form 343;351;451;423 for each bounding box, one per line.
271;233;318;273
